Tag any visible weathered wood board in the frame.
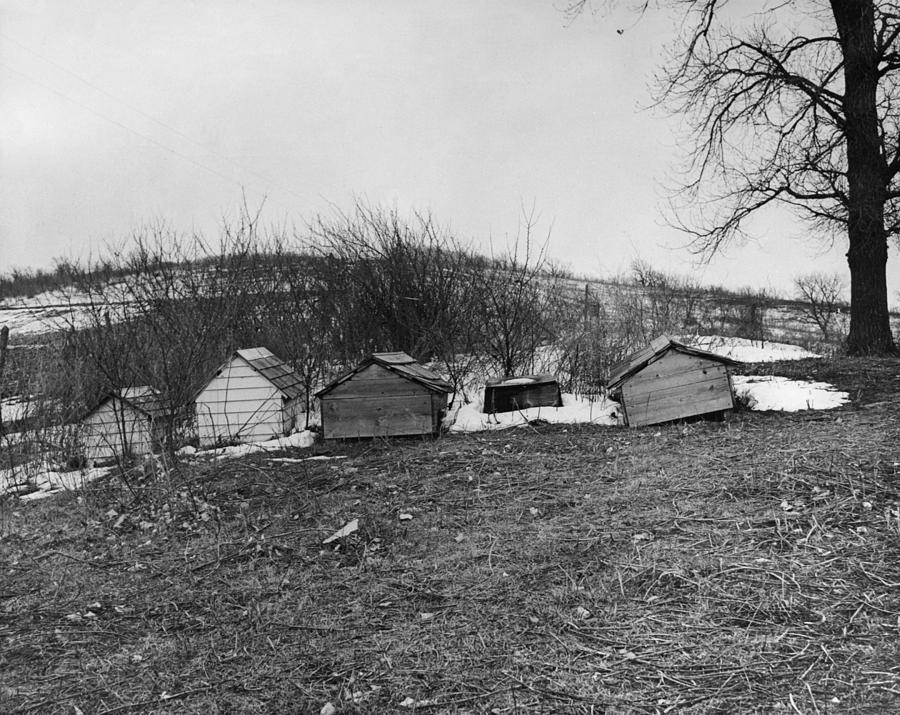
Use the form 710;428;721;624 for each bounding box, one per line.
322;393;436;439
316;353;452;439
621;350;734;427
326;364;434;398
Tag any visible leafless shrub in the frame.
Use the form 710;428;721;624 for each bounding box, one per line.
306;201;485;393
733;287;777;343
474;209;570;378
0;265;67;300
0;336;87;493
259;244;334;428
553;302;635;396
606;261;711;346
794;272;847;346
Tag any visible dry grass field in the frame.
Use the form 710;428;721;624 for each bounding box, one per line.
2;358;899;713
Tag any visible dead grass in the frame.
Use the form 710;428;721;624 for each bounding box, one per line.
2;361;900;713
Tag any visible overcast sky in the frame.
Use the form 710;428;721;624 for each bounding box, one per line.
1;1;894;299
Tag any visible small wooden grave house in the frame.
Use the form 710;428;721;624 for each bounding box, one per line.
483;374;562;414
195;347;304;447
315;352;452;439
80;386;165;462
608;335;740;428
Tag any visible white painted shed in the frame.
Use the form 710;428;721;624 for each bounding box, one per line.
79;386;165;463
195;347;305;447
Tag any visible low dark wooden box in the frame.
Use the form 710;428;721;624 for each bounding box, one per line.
483;375;562;414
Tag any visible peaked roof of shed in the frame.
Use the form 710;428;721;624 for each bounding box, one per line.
315;351;453;397
83;385;165;421
231;347;304;400
607;335;741;390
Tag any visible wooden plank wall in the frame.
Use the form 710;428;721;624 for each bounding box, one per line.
484;382;560;413
196;357;287;446
81;400;153;461
623;351;733;427
327;364;428;397
322;364;438;438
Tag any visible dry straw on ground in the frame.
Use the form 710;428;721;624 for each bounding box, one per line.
1;358;899;713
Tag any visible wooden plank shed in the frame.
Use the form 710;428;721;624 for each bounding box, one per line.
79;386;165;463
315;352;452;439
195;347;304;447
608;335;740;428
483;374;562;414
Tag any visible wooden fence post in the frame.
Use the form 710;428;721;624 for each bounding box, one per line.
0;325;9;434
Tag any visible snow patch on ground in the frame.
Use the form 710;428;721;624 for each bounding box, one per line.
733;375;849;412
267;455;346;463
199;430;317;459
1;431;320;499
1;397;34;424
0;464;113;501
0;287;102;335
684;335;820;362
449;393;621;432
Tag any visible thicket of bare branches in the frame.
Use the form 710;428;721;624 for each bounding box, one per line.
553;260;738;393
794;272;848;346
58;217;272;449
304;203;573;395
619;260;708;342
305;203;481;370
473;211;569;378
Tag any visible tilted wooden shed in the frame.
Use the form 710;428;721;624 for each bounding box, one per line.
608;335;740;428
483;374;562;413
79;386;165;463
195;347;304;447
315;352;453;439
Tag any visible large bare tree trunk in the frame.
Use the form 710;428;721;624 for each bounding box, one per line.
833;0;896;354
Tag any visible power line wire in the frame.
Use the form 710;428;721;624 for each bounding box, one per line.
0;35;321;208
1;33;207;150
2;61;251;193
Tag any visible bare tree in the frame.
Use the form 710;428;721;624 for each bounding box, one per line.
474;209;567;377
568;1;900;355
260;244;333;428
626;260;707;341
306;202;484;374
794;272;847;343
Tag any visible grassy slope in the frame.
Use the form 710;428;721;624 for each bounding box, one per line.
2;359;900;714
